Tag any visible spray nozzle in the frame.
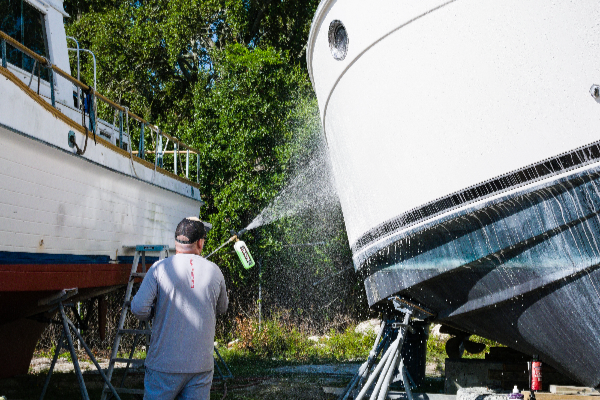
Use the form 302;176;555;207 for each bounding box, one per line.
206;227;250;260
230;228;247;239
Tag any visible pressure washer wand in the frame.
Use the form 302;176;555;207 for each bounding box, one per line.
205;228;248;260
205;236;236;260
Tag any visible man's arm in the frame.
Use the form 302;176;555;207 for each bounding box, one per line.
131;267;158;321
216;276;228;315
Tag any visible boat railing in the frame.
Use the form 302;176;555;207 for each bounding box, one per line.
0;30;201;184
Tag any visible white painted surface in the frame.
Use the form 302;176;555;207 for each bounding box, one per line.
0;70;201;258
308;0;600;246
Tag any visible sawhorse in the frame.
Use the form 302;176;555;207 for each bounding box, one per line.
38;288;122;400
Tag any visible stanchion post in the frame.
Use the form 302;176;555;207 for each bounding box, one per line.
119;110;124;149
139;123;145;159
49;68;56;107
1;39;6;68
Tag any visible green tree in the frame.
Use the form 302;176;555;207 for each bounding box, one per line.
62;0;367;329
182;44;308;277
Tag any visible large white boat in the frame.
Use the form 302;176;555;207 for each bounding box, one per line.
0;0;203;377
308;0;600;387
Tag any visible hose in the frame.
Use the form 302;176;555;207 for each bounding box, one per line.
71;88;90;156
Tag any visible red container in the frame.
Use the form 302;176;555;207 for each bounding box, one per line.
531;361;542;391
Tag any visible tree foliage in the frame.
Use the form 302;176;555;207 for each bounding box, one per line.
63;0;367;329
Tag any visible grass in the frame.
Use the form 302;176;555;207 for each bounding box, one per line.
221;316;501;375
220;315;377;365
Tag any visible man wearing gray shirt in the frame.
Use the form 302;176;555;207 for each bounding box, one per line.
131;217;228;400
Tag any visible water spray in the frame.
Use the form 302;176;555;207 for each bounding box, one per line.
205;228;256;269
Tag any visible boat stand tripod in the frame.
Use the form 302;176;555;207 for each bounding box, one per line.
38;288;122;400
338;296;435;400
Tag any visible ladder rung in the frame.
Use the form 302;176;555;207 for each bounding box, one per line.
131;272;146;278
111;358;145;365
118;329;151;335
104;387;145;395
135;244;167;252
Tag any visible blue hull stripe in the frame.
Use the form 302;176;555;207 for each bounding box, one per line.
0;251;159;265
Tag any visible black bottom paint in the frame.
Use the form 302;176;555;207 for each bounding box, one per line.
359;164;600;386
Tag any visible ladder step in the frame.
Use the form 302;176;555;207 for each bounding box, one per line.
111;358;145;365
118;329;151;335
131;272;146;278
104;387;145;395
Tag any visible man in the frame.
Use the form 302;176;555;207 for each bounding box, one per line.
131;217;228;400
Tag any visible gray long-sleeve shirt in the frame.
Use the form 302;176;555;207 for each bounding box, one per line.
131;253;228;373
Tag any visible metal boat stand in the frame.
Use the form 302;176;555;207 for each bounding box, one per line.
338;296;435;400
214;346;233;381
38;288;122;400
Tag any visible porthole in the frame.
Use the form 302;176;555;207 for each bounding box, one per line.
328;20;349;61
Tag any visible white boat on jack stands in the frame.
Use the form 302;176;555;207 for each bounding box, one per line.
308;0;600;387
0;0;203;378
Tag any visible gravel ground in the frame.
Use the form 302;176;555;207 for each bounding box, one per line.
28;356;140;375
28;356;443;378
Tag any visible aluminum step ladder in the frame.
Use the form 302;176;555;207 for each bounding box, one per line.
101;244;169;400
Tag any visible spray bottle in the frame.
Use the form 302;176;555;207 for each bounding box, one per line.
231;229;255;269
205;228;256;269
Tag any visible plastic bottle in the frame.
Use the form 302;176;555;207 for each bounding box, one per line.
508;385;524;399
234;240;255;269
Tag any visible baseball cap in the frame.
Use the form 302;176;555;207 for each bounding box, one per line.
175;217;206;244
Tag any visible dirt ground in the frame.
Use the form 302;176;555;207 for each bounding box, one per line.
0;371;347;400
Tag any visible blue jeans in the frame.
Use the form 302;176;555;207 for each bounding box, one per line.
143;367;213;400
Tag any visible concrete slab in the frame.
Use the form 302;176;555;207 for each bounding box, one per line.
457;387;508;400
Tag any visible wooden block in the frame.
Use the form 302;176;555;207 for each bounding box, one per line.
523;391;600;400
549;385;598;395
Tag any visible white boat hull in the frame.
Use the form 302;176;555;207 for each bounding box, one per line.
308;0;600;387
0;61;203;379
308;0;600;248
0;69;201;260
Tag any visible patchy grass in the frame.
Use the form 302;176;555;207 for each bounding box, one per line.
224;315;376;364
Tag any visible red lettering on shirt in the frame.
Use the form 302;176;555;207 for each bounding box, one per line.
190;259;195;288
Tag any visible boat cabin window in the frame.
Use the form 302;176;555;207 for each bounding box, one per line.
0;0;49;80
